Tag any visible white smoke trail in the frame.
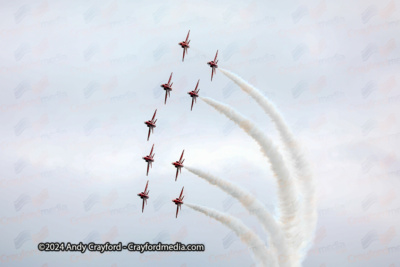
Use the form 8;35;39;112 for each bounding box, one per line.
219;68;317;253
185;203;277;267
185;166;292;267
200;96;302;263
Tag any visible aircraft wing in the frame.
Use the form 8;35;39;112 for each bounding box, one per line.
214;50;218;61
142;199;145;213
150;144;154;154
179;187;184;199
144;180;148;192
175;168;179;181
179;150;184;161
176;205;179;218
185;30;190;42
152;109;157;120
195;80;199;90
168;73;173;84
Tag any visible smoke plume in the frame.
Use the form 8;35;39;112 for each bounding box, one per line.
185;166;293;267
185;203;277;267
219;68;317;253
200;96;303;258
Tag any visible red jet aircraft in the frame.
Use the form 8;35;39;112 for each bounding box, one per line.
172;150;185;181
179;30;190;61
207;50;219;81
142;144;155;176
188;80;200;111
137;180;150;213
161;72;173;104
172;187;184;218
144;109;157;141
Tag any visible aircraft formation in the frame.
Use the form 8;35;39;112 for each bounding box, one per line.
139;30;219;218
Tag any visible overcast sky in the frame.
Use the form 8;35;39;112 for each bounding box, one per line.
0;0;399;266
